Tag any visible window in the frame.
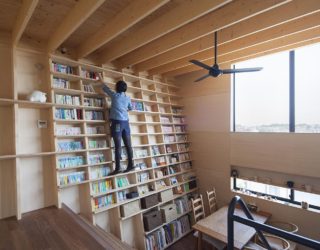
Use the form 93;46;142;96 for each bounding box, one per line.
232;177;320;211
232;42;320;133
295;43;320;132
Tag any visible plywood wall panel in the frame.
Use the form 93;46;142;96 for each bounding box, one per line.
0;160;16;219
230;133;320;178
0;43;13;99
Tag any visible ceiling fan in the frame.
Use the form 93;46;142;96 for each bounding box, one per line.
190;31;263;82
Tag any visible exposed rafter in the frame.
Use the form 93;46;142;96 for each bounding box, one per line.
47;0;105;53
114;0;290;69
98;0;231;63
76;0;169;59
12;0;39;46
149;12;320;75
163;26;320;77
133;0;320;72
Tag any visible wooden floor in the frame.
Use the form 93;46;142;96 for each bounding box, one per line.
0;207;105;250
167;233;214;250
0;207;214;250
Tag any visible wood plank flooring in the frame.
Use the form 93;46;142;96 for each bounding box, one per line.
0;207;106;250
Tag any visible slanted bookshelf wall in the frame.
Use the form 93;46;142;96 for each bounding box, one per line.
48;55;197;250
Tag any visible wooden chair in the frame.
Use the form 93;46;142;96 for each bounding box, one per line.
191;195;226;250
206;188;218;214
267;221;298;249
244;234;290;250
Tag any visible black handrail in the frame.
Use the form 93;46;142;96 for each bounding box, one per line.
227;196;320;250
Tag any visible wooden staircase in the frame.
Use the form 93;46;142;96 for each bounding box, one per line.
62;204;134;250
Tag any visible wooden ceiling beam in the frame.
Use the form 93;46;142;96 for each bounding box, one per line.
76;0;169;59
47;0;105;53
98;0;232;63
149;12;320;75
218;37;320;68
114;0;290;68
12;0;39;46
133;0;320;72
163;27;320;77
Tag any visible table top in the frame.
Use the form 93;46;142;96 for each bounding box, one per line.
193;206;271;249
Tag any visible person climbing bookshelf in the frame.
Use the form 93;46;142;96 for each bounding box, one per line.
98;73;134;175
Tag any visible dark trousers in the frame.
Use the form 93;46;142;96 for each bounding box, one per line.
110;120;133;171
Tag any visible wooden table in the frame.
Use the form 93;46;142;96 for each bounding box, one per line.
193;206;271;250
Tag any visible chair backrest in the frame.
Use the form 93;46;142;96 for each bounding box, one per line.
258;234;290;250
267;221;299;233
191;194;206;223
206;188;218;214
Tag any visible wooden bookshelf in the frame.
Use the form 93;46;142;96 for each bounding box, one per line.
46;55;197;250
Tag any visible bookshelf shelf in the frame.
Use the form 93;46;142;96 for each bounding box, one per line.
144;210;192;235
47;55;195;250
0;98;14;106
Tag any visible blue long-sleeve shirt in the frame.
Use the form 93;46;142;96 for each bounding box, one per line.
102;84;132;121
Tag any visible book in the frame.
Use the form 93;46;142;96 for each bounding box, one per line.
57;156;84;168
59;171;85;185
93;194;114;209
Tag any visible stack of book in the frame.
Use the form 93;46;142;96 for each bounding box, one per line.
85;111;104;120
58;156;84;169
57;141;83;152
138;185;150;195
151;145;160;156
138;172;149;183
53;77;69;89
176;135;187;142
131;101;144;111
116;177;130;188
175;125;186;133
173;117;185;124
88;153;106;164
83;97;103;107
55;108;82;120
83;84;95;93
152;156;166;167
90;166;111;179
162;126;173;133
175;197;189;214
135;162;147;170
52;62;74;74
93;194;114;209
168;154;179;164
179;153;189;161
55;94;81;105
59;171;85;185
117;190;129;202
178;143;189;152
80;69;99;79
160;116;170;124
180;162;192;171
87;126;104;134
55;127;81;136
171;108;183;115
91;180;113;194
163;215;191;244
134;148;149;158
145;227;166;250
164;135;175;143
88;140;107;149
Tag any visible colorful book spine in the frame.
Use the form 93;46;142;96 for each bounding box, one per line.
91;180;113;194
52;62;74;74
57;156;84;168
93;194;114;209
88;153;106;164
59;171;85;185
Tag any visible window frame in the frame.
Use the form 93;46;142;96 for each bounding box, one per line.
232;177;320;211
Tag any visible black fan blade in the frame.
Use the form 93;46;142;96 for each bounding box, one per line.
221;67;263;74
194;74;210;82
189;60;211;70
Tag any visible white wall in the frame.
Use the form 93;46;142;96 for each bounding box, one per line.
176;69;320;249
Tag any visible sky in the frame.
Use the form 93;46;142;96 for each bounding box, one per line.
233;42;320;127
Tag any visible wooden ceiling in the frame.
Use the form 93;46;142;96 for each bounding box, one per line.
1;0;320;78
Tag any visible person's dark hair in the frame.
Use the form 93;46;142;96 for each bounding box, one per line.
116;80;127;93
